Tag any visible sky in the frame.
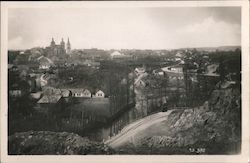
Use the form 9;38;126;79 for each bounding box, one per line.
8;7;241;50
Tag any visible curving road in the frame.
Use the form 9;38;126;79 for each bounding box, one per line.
40;74;48;87
105;110;174;148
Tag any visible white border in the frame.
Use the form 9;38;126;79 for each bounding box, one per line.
1;1;249;163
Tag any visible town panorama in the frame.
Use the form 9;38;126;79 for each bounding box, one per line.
8;37;241;154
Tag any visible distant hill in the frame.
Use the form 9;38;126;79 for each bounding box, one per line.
198;46;241;52
178;46;241;52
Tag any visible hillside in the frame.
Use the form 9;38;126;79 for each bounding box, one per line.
108;87;241;154
8;131;114;155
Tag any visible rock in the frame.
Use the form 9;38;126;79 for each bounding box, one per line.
8;131;114;155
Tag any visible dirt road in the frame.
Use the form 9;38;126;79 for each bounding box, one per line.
105;110;173;148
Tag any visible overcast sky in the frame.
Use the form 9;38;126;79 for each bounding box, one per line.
8;7;241;50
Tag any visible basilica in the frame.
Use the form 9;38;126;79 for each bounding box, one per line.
46;38;71;56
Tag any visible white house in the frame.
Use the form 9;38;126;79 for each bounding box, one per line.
9;90;22;97
70;89;85;97
37;56;54;70
203;55;209;59
83;89;92;97
162;65;183;73
110;51;125;59
70;89;92;97
175;57;182;62
134;67;146;76
95;90;105;98
180;60;185;64
153;69;164;76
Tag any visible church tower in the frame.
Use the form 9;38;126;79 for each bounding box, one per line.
66;38;71;54
60;38;65;49
50;37;56;47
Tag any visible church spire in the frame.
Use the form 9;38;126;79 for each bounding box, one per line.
60;38;65;49
66;37;71;54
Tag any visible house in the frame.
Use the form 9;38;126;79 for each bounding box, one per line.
134;67;146;76
37;56;54;70
166;58;175;61
204;64;220;77
83;89;92;97
70;89;85;97
180;60;185;64
8;65;18;71
9;90;22;97
37;95;62;104
61;89;71;97
36;95;62;114
91;61;101;69
203;55;209;59
95;90;105;98
110;51;126;59
30;92;42;99
162;65;183;73
134;79;146;88
175;57;182;62
82;60;100;68
153;69;164;76
42;86;61;96
70;89;92;97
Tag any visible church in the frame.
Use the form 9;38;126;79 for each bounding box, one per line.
45;38;71;56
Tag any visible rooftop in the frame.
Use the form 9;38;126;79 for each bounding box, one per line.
37;95;62;104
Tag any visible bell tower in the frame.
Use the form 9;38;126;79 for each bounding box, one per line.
60;38;65;49
50;37;56;47
66;37;71;54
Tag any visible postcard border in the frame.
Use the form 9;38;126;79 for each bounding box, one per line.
1;1;249;163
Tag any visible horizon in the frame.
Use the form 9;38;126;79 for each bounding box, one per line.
8;44;241;52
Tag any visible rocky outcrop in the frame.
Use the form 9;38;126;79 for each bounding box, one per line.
113;88;241;154
8;131;113;155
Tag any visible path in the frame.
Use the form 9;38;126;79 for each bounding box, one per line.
105;110;174;148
